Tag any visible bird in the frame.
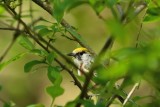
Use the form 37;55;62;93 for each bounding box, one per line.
67;47;126;104
67;47;94;76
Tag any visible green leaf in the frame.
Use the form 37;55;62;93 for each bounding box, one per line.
46;85;64;100
145;0;151;4
81;100;95;107
47;66;62;85
30;49;48;57
46;52;56;65
24;60;43;73
106;19;125;42
105;0;118;7
97;62;128;81
52;0;66;22
65;101;76;107
38;28;53;37
143;7;160;22
0;85;2;91
143;14;160;22
67;1;89;12
3;101;15;107
52;0;83;22
33;25;48;31
0;53;26;71
89;1;105;13
0;6;5;14
3;103;11;107
89;0;96;5
26;104;45;107
18;35;34;50
111;48;139;60
147;7;160;16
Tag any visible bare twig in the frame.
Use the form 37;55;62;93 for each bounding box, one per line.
0;33;18;62
116;3;124;20
0;28;19;31
136;22;143;48
136;12;146;48
29;0;34;23
123;83;140;106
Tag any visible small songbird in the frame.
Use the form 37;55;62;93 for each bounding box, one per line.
67;47;94;76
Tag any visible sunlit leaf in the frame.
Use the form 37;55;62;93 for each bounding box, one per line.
18;35;34;50
0;53;26;71
24;60;43;73
26;104;45;107
46;85;64;100
0;6;4;14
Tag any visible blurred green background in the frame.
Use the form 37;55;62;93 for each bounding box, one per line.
0;1;159;107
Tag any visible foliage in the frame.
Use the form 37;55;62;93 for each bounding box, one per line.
0;0;160;107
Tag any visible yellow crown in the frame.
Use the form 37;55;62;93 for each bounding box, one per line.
73;47;88;53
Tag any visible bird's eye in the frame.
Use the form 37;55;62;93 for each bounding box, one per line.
79;51;84;55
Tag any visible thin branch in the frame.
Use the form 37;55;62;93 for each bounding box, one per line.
50;99;54;107
123;83;140;106
0;32;18;62
0;27;19;31
29;0;34;23
105;94;117;107
134;3;147;18
116;3;124;20
136;12;146;48
136;22;142;48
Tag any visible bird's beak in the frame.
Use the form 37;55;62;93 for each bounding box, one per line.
67;52;75;56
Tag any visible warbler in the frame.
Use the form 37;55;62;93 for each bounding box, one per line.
67;47;94;76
